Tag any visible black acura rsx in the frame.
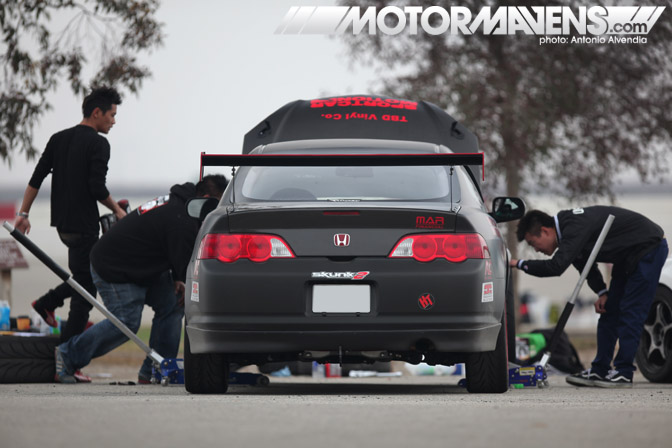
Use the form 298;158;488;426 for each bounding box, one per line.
183;95;524;394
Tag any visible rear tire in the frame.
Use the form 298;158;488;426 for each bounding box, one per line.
465;311;509;393
636;286;672;383
184;330;230;394
506;270;516;363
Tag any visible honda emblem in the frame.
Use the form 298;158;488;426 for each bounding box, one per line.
334;234;350;247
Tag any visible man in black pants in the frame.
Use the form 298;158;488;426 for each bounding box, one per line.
15;87;127;359
511;206;668;387
54;175;228;384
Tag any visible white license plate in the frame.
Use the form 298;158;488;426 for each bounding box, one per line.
312;285;371;313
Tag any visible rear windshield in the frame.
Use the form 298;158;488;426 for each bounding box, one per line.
233;165;461;202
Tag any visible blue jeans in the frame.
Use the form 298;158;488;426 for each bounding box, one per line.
58;268;183;379
592;239;669;378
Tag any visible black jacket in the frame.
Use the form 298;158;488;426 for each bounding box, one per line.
90;183;199;285
519;206;664;294
29;125;111;234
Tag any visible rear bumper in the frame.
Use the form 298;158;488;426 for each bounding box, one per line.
186;319;501;354
186;257;505;355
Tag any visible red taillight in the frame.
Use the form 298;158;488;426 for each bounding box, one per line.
198;234;294;263
389;234;489;262
413;235;437;262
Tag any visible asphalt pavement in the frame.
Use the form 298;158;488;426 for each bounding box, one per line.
1;374;671;448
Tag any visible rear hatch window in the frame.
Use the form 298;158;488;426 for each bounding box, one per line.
234;165;461;202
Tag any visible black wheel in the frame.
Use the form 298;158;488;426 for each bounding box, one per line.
184;331;230;394
0;335;60;359
465;310;509;393
636;286;672;383
0;359;55;383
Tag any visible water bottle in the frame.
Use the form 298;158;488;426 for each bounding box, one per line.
325;363;342;378
0;300;10;331
311;361;325;378
30;308;50;334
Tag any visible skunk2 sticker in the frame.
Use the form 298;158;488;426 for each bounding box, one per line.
312;271;370;280
482;282;494;302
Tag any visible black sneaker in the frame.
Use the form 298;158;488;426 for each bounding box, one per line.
566;368;605;387
138;373;153;385
594;370;633;388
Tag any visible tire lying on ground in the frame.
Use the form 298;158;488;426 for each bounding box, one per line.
0;359;55;383
0;335;60;384
636;285;672;383
0;335;59;359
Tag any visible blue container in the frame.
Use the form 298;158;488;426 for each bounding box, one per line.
0;300;10;331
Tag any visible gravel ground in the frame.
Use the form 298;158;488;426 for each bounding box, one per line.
2;353;672;448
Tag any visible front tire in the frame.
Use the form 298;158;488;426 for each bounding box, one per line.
184;330;230;394
636;286;672;383
466;310;509;393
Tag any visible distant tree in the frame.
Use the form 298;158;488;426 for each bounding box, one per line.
1;0;163;164
338;0;672;199
338;0;672;268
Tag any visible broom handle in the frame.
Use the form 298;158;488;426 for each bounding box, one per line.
540;214;615;368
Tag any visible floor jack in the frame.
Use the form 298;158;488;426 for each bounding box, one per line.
3;222;269;387
508;214;615;389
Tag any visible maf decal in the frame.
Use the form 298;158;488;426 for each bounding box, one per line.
416;216;444;229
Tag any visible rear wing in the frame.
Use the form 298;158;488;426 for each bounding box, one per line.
200;152;485;192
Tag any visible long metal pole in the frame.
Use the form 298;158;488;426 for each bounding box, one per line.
2;221;164;366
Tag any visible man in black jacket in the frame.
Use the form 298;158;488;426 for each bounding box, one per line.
511;206;668;388
15;87;127;348
53;175;227;383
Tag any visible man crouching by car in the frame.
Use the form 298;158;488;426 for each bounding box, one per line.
53;175;228;383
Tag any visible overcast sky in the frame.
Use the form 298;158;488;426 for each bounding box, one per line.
2;1;669;193
0;0;377;189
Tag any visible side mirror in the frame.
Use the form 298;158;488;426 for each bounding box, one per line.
186;197;219;221
490;197;526;223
